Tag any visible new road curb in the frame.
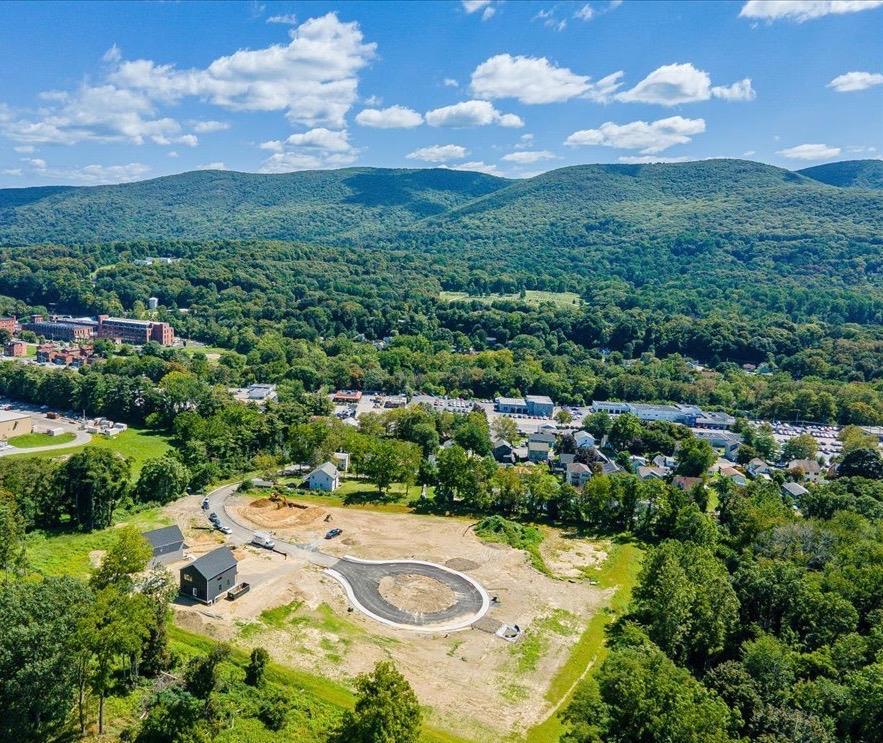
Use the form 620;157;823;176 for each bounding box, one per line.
325;555;491;633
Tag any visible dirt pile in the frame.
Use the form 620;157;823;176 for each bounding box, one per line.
238;499;329;529
378;574;457;614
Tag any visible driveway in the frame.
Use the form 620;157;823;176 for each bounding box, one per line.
0;428;91;457
204;483;490;631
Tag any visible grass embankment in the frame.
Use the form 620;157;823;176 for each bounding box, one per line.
7;427;171;477
439;290;581;308
525;539;644;743
270;475;432;514
25;507;171;577
473;515;551;575
8;431;76;447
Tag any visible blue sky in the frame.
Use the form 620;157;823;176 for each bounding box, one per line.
0;0;881;185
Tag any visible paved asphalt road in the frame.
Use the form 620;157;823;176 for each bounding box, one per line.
0;428;91;457
205;483;487;628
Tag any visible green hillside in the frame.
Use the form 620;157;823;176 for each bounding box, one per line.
798;159;883;189
0;167;509;246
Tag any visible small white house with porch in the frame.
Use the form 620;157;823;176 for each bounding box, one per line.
306;462;340;492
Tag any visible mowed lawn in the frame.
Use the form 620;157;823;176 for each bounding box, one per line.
8;431;76;447
439;290;582;308
5;426;172;477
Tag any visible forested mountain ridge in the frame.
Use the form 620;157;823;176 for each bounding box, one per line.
0;167;510;246
799;159;883;190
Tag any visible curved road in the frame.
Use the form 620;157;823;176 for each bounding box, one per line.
0;428;92;457
205;484;489;631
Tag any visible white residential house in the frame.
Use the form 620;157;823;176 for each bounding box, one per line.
306;462;340;492
788;459;822;483
332;451;350;473
574;431;596;449
567;462;592;487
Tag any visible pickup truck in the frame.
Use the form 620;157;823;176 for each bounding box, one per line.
251;532;276;549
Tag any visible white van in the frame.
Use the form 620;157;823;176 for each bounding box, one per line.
251;532;276;549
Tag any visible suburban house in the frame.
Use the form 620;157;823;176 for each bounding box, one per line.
558;452;576;467
652;454;676;471
527;440;551;463
782;481;809;499
492;439;516;464
179;547;238;604
720;466;748;487
246;383;277;402
306;462;340;491
332;451;351;472
747;458;773;477
574;431;596;449
528;431;557;446
637;465;668;481
599;461;622;476
143;525;186;565
567;461;592;487
788;459;822;483
673;475;704;492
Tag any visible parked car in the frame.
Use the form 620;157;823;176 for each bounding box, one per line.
208;512;220;524
251;532;276;549
202;497;210;510
214;524;232;534
325;528;343;539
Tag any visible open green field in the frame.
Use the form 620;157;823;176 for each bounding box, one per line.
275;475;433;513
8;431;76;447
25;506;170;577
439;290;582;308
525;538;644;743
6;426;171;477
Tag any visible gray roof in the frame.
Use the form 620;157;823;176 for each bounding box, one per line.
188;547;237;580
783;482;809;497
143;524;184;550
309;462;339;479
525;394;554;405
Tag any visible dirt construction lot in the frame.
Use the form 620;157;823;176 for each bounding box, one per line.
166;494;612;741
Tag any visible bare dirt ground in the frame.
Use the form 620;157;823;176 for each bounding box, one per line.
378;573;457;613
165;494;614;741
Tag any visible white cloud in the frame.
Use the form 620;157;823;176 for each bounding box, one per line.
462;1;496;20
574;4;596;21
740;1;883;22
501;149;557;163
471;54;597;104
447;160;502;175
167;151;179;158
711;78;756;101
24;157;47;170
514;133;535;149
266;13;297;24
533;9;568;31
425;100;523;128
617;155;690;164
22;158;152;184
828;71;883;92
259;127;358;172
565;116;706;153
110;12;376;129
617;63;754;105
355;105;423;128
13;145;34;153
443;78;459;88
406;144;468;162
190;120;230;133
102;44;122;64
777;143;842;160
197;161;227;170
1;168;22;176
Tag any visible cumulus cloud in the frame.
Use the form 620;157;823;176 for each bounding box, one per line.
462;1;496;20
259;127;358;172
190;120;230;133
355;105;423;128
471;54;591;104
617;155;691;164
21;158;152;184
109;12;376;128
501;149;557;163
406;144;468;162
447;160;502;175
616;63;755;105
197;161;227;170
0;12;377;150
740;1;883;22
425;100;523;128
777;143;842;160
1;168;22;176
565;116;706;153
828;71;883;92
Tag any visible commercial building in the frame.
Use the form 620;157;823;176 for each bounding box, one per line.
0;410;32;440
525;395;555;418
179;547;238;604
495;396;527;414
96;315;174;345
4;340;26;357
22;316;93;342
592;400;734;429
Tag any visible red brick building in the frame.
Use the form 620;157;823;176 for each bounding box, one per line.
0;317;16;336
96;316;175;346
4;340;26;357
